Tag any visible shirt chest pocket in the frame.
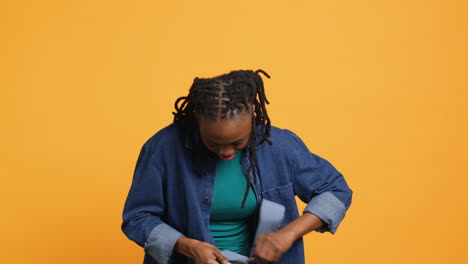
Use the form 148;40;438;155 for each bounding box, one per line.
261;183;295;206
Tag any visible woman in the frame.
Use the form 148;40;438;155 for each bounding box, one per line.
122;70;352;264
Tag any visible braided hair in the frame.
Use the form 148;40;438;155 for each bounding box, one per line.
172;70;272;208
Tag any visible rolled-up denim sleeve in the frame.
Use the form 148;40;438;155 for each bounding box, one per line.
121;140;184;264
144;223;184;264
304;191;347;233
286;130;353;234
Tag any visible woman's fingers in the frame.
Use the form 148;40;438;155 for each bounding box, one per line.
190;241;231;264
213;249;231;264
253;232;295;262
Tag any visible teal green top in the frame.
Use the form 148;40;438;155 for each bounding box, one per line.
209;150;257;256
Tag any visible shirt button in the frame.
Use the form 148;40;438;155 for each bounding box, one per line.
203;197;209;203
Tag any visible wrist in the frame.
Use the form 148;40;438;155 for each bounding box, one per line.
174;237;196;258
276;229;299;244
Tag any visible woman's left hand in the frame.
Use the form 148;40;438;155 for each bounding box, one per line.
251;230;296;263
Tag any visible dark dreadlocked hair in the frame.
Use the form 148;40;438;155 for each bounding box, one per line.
172;69;272;208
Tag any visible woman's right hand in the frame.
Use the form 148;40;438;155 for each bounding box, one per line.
174;237;231;264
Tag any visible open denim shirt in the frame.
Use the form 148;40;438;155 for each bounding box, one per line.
122;124;353;264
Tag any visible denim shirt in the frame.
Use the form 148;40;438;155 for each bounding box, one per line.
121;124;353;264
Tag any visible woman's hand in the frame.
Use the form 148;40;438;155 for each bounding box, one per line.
252;212;325;263
251;230;296;263
174;237;231;264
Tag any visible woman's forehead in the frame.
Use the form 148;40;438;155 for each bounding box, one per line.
198;115;251;144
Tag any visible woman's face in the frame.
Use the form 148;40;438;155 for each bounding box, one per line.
198;113;252;160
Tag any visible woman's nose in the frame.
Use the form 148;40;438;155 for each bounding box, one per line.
218;146;235;157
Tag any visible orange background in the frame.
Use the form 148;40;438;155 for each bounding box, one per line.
1;0;467;263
